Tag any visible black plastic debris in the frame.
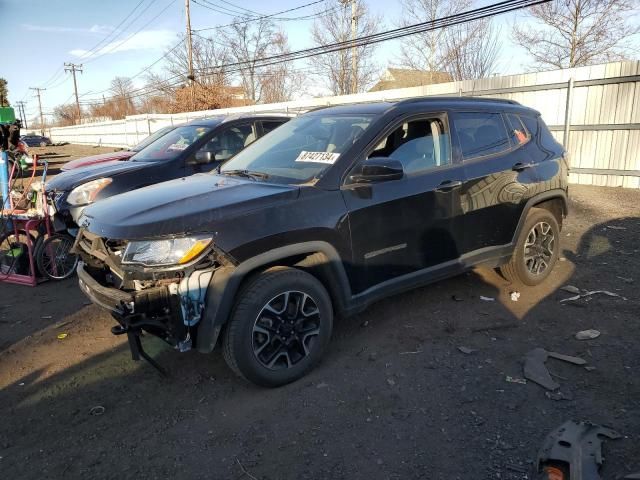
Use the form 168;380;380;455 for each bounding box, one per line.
534;420;621;480
523;348;586;391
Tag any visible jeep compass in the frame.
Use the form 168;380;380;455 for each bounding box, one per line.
75;97;568;387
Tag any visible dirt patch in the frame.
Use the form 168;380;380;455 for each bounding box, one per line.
1;185;639;479
28;144;123;179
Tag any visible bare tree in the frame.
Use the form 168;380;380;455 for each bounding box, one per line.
310;0;381;95
53;104;78;127
109;77;136;118
223;17;277;102
445;19;501;80
260;32;306;103
512;0;640;69
165;34;231;89
397;0;500;81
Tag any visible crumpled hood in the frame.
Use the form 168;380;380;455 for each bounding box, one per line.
47;158;153;192
79;173;300;240
61;150;134;171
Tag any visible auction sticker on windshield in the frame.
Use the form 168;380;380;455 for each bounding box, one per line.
167;143;189;151
295;151;340;164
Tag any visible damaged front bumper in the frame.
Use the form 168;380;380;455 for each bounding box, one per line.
75;228;229;355
78;262;203;351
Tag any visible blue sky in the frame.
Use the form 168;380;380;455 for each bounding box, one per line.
1;0;557;122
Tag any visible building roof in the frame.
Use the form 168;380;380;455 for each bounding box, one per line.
369;68;453;92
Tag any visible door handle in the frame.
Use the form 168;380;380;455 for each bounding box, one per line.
435;180;463;192
512;162;533;172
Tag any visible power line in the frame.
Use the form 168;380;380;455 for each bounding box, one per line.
77;0;550;106
192;0;326;31
84;0;176;64
79;0;149;60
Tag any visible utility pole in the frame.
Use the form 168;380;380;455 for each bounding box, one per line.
15;101;28;128
185;0;195;109
64;62;83;124
350;0;358;94
29;87;46;134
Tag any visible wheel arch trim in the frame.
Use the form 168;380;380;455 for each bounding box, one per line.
511;189;568;245
195;241;351;353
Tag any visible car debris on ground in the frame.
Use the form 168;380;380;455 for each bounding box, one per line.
560;290;627;303
561;285;581;294
523;348;587;391
575;329;601;340
535;420;621;480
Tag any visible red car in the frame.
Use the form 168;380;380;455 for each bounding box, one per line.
61;126;174;171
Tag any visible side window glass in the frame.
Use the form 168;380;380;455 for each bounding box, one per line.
506;113;530;146
261;121;285;135
198;124;254;162
367;118;451;175
452;112;511;160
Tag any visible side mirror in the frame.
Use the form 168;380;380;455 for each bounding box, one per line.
194;151;215;164
349;157;404;184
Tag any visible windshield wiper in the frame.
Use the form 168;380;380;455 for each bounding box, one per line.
221;169;269;181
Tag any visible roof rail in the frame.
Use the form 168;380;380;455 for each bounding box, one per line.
395;96;520;106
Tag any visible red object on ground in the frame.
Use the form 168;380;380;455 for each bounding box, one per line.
61;150;134;171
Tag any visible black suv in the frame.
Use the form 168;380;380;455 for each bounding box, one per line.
75;97;568;387
46;114;289;233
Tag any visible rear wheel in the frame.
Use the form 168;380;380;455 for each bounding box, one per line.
222;267;333;387
500;207;560;286
36;234;78;280
39;141;47;147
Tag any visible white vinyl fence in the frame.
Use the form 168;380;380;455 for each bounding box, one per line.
44;61;640;188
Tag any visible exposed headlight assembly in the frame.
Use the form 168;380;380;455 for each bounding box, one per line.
67;178;112;206
122;235;213;267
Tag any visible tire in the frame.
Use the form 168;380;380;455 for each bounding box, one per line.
500;207;560;286
40;141;47;147
222;267;333;387
36;233;79;280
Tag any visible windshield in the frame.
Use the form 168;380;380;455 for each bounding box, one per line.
220;114;374;183
131;125;212;162
131;126;174;152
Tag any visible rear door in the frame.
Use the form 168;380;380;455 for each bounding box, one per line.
342;113;467;294
451;110;539;254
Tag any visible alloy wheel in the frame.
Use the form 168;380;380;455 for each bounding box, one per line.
523;221;555;276
252;291;321;370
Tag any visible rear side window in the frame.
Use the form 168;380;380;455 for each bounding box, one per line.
452;112;511;160
505;114;530;146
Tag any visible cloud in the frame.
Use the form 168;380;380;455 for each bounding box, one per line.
22;23;113;34
69;30;176;58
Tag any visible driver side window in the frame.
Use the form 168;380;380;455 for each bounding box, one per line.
197;124;255;162
368;117;451;175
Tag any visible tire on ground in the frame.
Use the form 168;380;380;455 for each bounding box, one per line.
222;266;333;387
500;207;560;286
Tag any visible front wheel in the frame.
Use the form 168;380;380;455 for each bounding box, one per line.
222;267;333;387
36;234;78;280
500;207;560;286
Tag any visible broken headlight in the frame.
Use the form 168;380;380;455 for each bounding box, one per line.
122;235;213;267
67;178;112;206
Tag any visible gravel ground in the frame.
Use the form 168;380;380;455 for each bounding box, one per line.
0;184;639;479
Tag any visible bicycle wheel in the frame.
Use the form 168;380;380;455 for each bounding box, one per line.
36;234;78;280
